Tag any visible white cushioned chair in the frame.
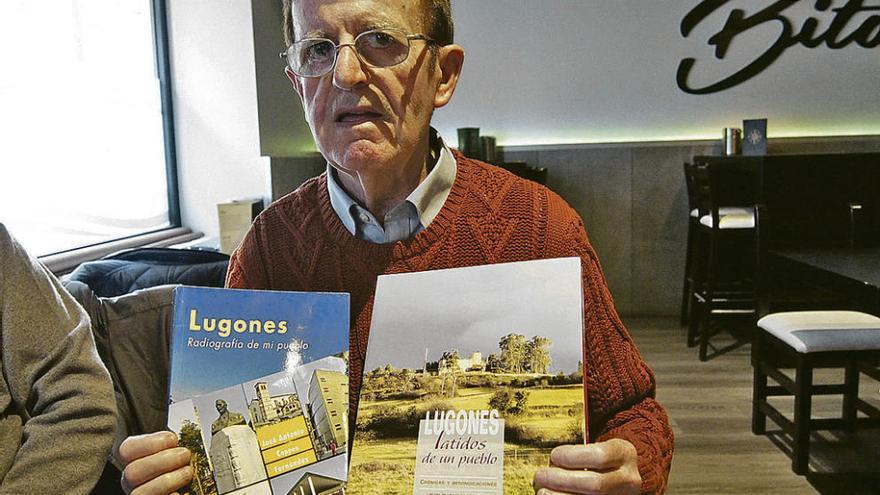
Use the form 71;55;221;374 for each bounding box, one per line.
697;206;756;229
752;310;880;474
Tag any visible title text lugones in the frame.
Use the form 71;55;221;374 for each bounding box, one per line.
189;308;289;338
423;409;501;436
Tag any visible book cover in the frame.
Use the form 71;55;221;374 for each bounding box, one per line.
348;258;586;494
166;286;350;495
743;118;768;155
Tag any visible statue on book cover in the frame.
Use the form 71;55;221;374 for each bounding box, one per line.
210;399;247;436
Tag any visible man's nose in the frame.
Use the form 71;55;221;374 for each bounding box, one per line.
333;44;368;90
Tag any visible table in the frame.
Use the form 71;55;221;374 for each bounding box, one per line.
768;248;880;316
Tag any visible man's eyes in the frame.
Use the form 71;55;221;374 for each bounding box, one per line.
361;31;397;49
306;41;334;60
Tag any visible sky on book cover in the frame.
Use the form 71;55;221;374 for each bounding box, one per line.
365;257;584;374
168;287;349;401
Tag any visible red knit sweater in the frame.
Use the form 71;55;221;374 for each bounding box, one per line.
226;154;673;493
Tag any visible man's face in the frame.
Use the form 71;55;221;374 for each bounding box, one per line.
216;400;227;413
288;0;460;176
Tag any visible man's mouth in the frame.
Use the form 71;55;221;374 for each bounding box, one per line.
336;110;384;125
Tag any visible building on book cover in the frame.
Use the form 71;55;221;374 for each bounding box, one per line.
166;286;350;495
348;258;586;494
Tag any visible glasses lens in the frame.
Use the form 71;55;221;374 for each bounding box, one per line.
355;30;410;67
290;38;335;76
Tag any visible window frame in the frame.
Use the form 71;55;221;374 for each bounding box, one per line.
153;0;181;228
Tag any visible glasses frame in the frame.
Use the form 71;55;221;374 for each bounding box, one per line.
279;28;437;78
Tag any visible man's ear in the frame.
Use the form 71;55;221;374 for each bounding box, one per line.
285;66;305;100
433;44;464;109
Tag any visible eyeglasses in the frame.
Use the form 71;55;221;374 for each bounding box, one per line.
280;28;436;78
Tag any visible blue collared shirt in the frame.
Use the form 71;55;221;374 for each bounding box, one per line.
326;132;457;244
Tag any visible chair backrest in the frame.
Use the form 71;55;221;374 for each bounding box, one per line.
683;162;698;213
64;281;175;450
848;202;878;248
691;161;761;226
690;163;713;221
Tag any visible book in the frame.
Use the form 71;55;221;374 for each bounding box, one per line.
743;118;768;155
166;286;350;495
348;258;587;494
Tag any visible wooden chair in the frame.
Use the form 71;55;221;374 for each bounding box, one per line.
751;311;880;474
687;162;759;360
680;162;756;327
680;162;699;326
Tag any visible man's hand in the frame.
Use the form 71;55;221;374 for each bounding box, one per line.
533;439;641;495
119;432;193;495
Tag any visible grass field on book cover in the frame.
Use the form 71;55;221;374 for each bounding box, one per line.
348;258;586;494
167;286;349;495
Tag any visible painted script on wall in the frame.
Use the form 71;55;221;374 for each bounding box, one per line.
677;0;880;94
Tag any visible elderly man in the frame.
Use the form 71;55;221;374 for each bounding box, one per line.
119;0;673;493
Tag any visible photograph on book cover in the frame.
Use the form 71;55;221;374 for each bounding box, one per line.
348;257;586;494
166;287;350;495
169;356;348;495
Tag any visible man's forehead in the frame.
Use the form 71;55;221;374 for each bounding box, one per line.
292;0;421;38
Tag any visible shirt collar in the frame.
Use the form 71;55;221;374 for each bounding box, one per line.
326;162;360;236
408;131;456;227
326;128;457;242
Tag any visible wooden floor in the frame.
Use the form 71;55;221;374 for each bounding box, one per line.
623;317;880;495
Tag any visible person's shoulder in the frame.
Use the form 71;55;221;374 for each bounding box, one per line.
251;173;327;232
0;223;27;272
0;222;13;250
0;223;11;277
455;155;587;256
455;155;578;221
455;155;531;198
263;173;325;217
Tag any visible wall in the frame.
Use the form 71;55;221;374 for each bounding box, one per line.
433;0;880;145
251;0;315;156
167;0;270;242
254;2;880;152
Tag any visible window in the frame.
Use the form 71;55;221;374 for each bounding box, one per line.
0;0;178;257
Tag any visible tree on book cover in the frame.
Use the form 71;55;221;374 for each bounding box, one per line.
166;286;350;495
348;258;587;494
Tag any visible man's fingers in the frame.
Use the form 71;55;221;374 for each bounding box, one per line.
534;466;604;494
126;465;193;495
534;466;637;495
536;488;575;495
118;432;179;464
121;447;191;494
550;439;636;470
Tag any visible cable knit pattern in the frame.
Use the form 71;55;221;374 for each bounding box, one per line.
226;153;673;493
